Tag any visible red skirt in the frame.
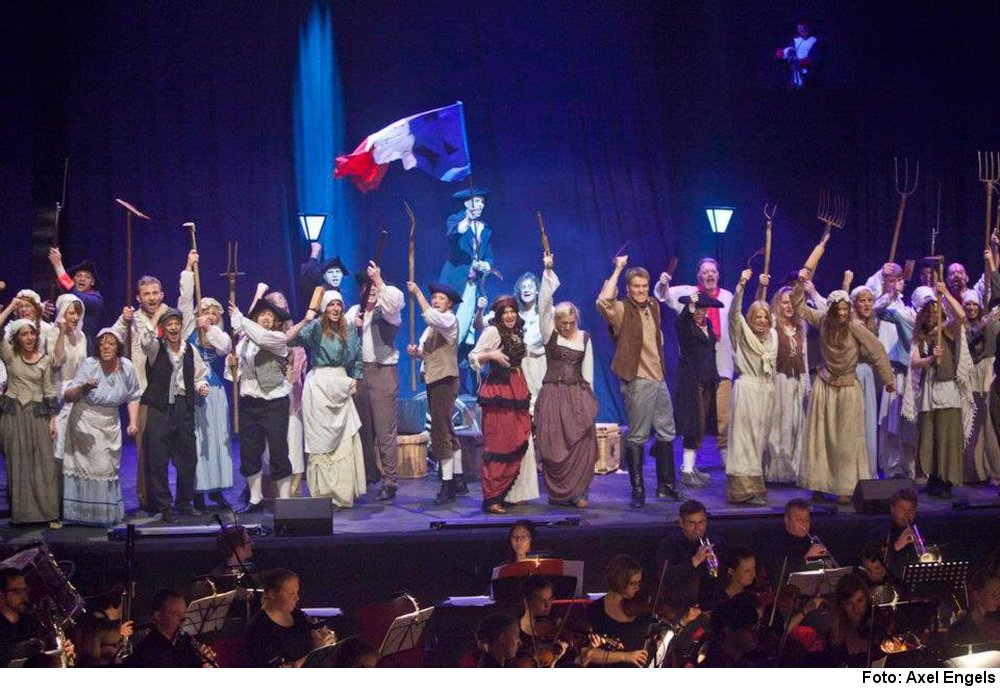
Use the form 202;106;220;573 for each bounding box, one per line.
479;370;531;506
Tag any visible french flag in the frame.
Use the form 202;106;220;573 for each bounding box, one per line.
334;102;471;192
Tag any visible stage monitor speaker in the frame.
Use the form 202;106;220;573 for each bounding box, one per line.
852;478;913;514
274;497;333;536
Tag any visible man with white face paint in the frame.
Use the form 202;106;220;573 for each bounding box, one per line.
300;242;350;292
656;257;734;471
439;187;496;358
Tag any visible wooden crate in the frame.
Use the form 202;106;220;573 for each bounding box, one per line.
595;423;622;474
398;432;430;479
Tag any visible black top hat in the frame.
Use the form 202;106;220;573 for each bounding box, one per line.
67;259;101;287
679;294;725;309
427;282;463;306
248;300;292;323
318;256;350;275
353;271;371;288
452;186;490;202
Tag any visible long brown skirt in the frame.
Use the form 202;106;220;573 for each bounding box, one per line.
1;402;59;523
535;381;598;504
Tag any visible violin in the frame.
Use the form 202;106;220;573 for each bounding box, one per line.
513;609;623;668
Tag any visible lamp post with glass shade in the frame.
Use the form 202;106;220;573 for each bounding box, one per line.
298;213;327;242
705;206;734;282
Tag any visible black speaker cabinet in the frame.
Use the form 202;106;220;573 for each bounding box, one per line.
851;478;913;514
274;497;333;536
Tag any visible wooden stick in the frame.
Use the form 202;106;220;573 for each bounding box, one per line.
888;193;908;265
936;261;945;352
406;203;417;393
756;209;775;302
308;286;325;312
183;222;206;347
537;210;551;255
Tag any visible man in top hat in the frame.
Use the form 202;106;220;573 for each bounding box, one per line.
301;243;349;291
138;305;210;522
440;187;495;347
48;247;104;347
656;257;734;467
226;297;295;513
346;261;405;502
406;281;467;505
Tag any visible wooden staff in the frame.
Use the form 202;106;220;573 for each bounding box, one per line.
114;198;150;359
756;204;776;302
978;152;999;305
357;230;389;336
936;259;945;352
405;202;417;392
220;241;244;432
307;286;325;312
536;210;551;255
182;222;205;346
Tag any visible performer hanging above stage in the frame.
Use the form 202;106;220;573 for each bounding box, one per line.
139;307;210;522
774;18;822;90
534;252;597;508
0;303;60;527
286;290;366;508
177;251;233;512
48;247;104;347
470;295;533;514
227;298;294;513
792;265;894;504
61;328;140;526
345;262;405;503
113;272;172;512
766;285;808;483
407;281;466;505
600;255;683;507
439;187;496;389
674;290;722;489
657;257;733;471
902;281;971;497
653;499;722;611
872;265;918;480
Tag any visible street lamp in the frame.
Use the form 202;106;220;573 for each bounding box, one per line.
705;206;734;281
298;213;327;241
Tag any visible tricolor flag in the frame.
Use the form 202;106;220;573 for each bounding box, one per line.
334;102;471;192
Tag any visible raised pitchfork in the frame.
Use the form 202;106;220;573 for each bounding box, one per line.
887;157;919;264
978;151;1000;303
803;189;848;277
755;203;777;302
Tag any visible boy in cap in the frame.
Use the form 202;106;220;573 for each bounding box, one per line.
406;281;467;504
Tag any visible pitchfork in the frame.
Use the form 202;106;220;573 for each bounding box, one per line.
756;203;777;302
887;157;919;264
803;190;847;277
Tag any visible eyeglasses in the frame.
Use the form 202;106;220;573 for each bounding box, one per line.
511;535;531;541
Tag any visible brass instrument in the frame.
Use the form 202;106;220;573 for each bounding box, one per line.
700;537;719;578
910;522;941;563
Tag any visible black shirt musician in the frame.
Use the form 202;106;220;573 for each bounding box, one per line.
126;589;214;668
653;500;720;610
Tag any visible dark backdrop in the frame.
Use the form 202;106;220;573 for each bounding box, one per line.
6;0;1000;421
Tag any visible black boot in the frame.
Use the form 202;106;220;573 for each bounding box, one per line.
624;443;646;508
434;479;456;505
453;473;470;496
193;493;206;511
652;440;685;501
208;490;231;510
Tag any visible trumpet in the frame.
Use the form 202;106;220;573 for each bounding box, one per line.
807;532;840;569
909;522;941;563
700;537;719;578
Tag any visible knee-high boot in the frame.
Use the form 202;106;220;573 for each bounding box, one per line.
624;443;646;508
652;439;685;501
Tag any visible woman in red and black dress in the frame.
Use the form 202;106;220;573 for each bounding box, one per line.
469;296;533;514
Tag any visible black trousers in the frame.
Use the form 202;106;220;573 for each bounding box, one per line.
239;395;291;479
144;400;197;512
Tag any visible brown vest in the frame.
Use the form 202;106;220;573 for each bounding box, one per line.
422;329;459;384
611;299;666;382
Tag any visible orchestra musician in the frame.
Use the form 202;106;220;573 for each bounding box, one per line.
653;499;721;610
701;546;756;613
1;567;75;667
475;613;521;667
125;589;215;668
949;570;1000;646
761;498;832;579
585;555;650;668
867;488;920;584
699;593;763;667
244;568;334;667
505;520;536;563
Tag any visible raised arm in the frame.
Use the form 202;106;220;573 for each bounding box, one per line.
178;251;198;339
791;271;824;329
539;253;559;342
596;255;627;330
229;304;289;357
729;270;752;346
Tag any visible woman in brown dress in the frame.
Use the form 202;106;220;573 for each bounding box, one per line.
533;252;597;507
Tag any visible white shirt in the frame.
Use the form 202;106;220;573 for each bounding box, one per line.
344;285;405;365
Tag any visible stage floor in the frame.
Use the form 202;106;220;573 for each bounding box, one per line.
2;436;999;546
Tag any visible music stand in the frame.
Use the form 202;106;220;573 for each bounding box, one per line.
901;561;969;600
182;589;238;637
786;566;854;597
376;605;435;659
